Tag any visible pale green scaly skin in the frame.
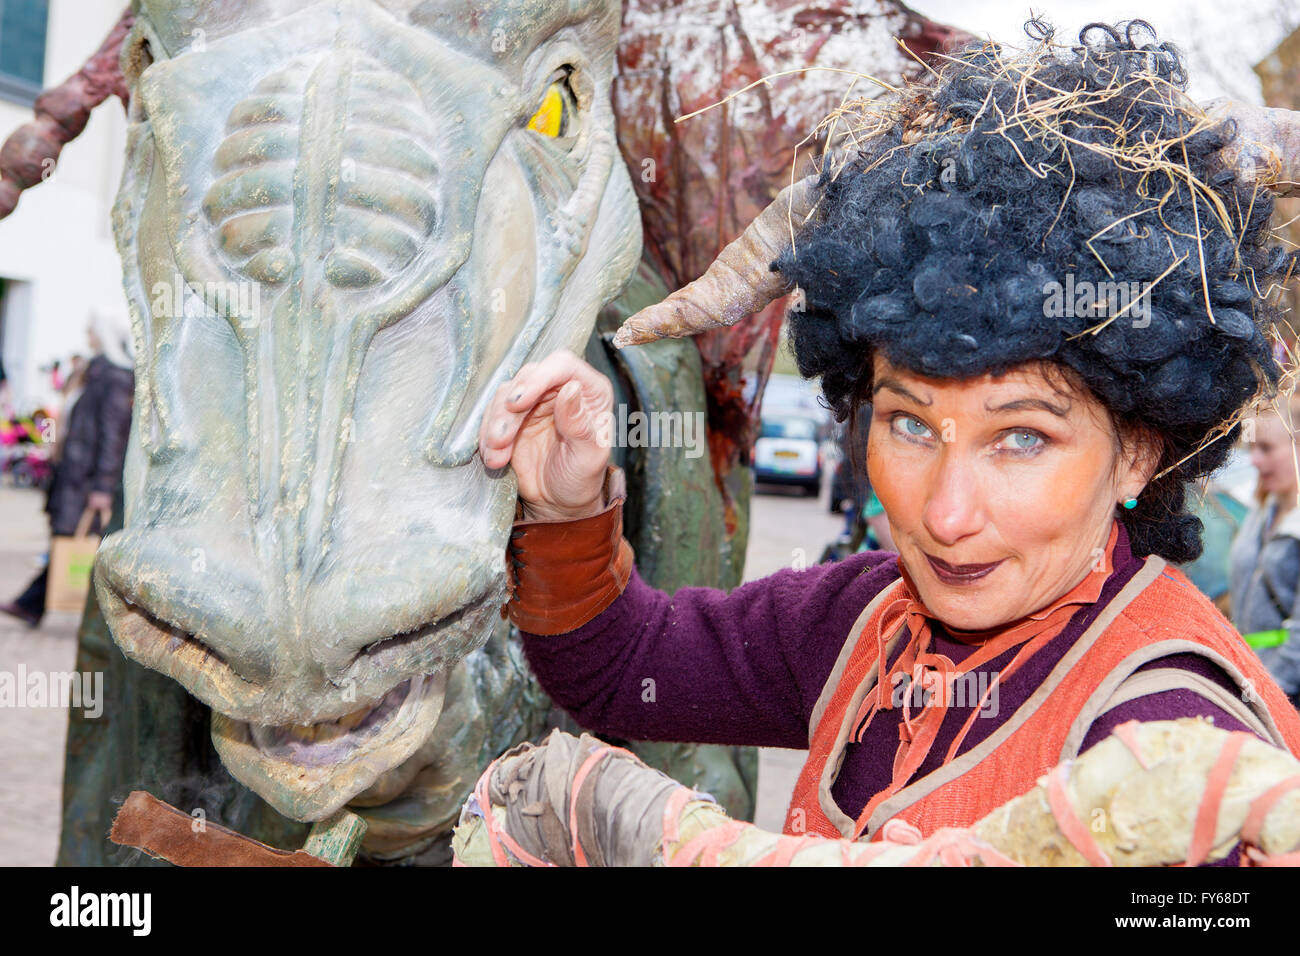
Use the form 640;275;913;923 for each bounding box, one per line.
59;0;753;863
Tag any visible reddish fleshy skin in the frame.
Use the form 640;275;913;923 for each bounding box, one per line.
611;0;973;502
0;7;133;220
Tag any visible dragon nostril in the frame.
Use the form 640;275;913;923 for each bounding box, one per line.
114;593;269;683
356;628;428;662
350;602;475;667
163;630;226;667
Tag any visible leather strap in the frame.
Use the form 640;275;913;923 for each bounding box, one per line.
109;790;333;867
506;465;635;635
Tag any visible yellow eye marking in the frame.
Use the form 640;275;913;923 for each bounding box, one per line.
526;82;567;137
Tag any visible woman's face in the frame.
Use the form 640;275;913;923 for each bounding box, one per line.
1249;412;1299;500
866;354;1156;631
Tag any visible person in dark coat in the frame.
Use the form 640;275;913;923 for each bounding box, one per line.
1;311;134;627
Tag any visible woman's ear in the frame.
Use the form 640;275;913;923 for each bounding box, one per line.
1121;424;1164;494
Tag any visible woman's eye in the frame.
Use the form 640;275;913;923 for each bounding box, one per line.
526;79;572;138
1004;430;1043;452
892;415;933;441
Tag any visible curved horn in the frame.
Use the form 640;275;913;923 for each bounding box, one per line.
611;173;819;348
1202;97;1300;200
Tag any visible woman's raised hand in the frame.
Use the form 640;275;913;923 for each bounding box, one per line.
478;349;614;521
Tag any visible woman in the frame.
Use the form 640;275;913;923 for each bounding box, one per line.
479;21;1300;861
1229;397;1300;705
1;310;134;627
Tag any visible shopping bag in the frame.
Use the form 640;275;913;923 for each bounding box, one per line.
45;507;110;614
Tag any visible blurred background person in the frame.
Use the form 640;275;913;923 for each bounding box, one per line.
1229;396;1300;708
0;355;11;416
0;309;133;627
1177;459;1253;615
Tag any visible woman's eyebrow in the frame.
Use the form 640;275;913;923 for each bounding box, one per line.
873;377;932;405
986;396;1071;417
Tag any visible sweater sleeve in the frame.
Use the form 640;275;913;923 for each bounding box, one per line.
1079;653;1264;753
519;549;902;750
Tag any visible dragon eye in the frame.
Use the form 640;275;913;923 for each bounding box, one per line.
526;79;572;138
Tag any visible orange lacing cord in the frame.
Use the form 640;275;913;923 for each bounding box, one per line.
667;820;751;866
1111;720;1151;769
464;724;1300;867
1181;733;1246;867
1109;720;1300;867
898;827;1024;867
567;744;638;867
465;751;556;868
660;785;698;845
1045;761;1113;866
1240;774;1300;866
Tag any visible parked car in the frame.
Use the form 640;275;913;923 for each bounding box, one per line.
753;412;822;494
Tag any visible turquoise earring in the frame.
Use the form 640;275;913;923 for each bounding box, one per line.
1122;496;1138;510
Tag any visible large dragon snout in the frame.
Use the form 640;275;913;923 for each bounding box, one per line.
96;487;512;725
102;0;639;821
95;459;517;820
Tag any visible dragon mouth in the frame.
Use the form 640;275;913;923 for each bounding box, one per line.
94;555;491;726
93;563;479;821
211;672;449;822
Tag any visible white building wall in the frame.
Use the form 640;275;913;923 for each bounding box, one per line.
0;1;128;412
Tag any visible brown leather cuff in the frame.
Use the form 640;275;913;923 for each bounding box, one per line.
505;466;635;635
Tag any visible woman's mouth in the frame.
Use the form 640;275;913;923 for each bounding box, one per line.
925;553;1004;585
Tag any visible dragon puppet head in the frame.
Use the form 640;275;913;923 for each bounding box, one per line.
94;0;640;820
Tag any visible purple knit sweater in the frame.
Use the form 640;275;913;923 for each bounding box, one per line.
521;520;1261;863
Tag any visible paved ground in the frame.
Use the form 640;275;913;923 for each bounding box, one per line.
744;479;847;831
0;469;845;864
0;485;82;866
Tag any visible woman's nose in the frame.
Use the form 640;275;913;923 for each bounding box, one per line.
921;454;984;546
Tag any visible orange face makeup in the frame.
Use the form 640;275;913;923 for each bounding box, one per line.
865;354;1157;631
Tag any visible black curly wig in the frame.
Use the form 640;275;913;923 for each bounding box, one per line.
773;17;1297;564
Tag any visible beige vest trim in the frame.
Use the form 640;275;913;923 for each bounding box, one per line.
807;577;907;742
1058;638;1286;761
1085;667;1271;741
806;578;909;838
854;555;1169;838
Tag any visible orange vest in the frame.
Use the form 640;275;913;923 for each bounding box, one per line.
785;554;1300;841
